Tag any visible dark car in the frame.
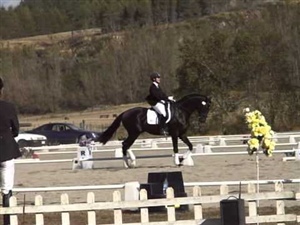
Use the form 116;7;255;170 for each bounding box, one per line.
26;122;101;145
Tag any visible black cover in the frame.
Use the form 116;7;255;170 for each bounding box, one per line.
220;198;246;225
140;171;188;212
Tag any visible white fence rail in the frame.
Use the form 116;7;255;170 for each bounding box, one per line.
12;178;300;193
1;183;300;225
15;143;298;165
16;132;299;167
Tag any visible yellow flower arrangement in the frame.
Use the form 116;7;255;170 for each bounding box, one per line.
243;108;276;157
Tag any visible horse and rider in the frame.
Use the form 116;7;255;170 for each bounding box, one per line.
97;71;211;167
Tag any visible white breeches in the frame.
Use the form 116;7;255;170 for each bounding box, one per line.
153;101;167;117
0;159;15;194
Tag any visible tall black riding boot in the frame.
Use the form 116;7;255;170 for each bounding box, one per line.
159;116;168;136
2;190;12;225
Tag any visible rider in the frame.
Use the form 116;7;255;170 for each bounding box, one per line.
0;77;21;225
146;72;170;135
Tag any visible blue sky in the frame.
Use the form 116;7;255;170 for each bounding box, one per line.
0;0;21;8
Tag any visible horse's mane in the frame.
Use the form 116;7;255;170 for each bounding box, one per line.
176;93;208;103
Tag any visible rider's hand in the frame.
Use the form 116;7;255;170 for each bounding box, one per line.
168;96;175;102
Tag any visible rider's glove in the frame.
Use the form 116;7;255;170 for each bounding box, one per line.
168;96;176;102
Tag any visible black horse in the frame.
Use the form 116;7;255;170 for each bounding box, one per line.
97;94;211;167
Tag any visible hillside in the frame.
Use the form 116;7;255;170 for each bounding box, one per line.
0;28;103;50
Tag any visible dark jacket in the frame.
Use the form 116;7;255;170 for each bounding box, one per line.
0;100;21;162
146;83;169;106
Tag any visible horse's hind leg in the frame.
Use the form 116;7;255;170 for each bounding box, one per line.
122;133;139;168
171;135;181;166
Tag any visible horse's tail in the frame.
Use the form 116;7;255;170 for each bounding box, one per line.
98;113;124;145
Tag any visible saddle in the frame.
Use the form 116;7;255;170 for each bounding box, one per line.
146;102;172;125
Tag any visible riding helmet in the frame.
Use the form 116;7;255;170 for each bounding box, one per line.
150;72;161;80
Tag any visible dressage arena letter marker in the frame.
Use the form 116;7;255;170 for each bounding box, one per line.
72;146;94;169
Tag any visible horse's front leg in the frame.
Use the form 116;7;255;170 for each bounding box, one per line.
179;135;193;152
179;135;194;166
171;135;181;166
171;135;179;154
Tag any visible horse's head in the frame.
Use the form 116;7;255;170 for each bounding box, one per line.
197;96;211;123
176;94;211;123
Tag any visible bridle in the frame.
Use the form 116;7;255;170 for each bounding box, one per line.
198;99;210;123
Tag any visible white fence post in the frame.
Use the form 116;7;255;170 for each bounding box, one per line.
10;196;18;225
219;137;227;146
193;186;203;221
209;137;215;145
275;182;285;225
248;183;257;217
166;187;176;222
35;195;44;225
140;189;149;223
220;184;228;195
289;135;296;144
61;194;70;225
113;191;122;225
87;192;96;225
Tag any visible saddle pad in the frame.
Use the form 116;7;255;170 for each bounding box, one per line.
147;109;159;125
147;105;172;125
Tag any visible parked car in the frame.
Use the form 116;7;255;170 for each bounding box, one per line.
15;132;47;148
25;122;101;145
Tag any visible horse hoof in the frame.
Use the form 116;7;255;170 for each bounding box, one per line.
123;159;136;168
173;161;182;167
130;160;136;168
173;153;183;166
126;160;136;168
123;162;129;169
123;156;129;168
182;151;194;166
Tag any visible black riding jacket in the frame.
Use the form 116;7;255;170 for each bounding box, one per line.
146;82;169;106
0;100;21;162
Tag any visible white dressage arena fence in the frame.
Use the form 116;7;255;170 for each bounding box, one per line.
13;132;300;169
15;141;300;168
2;182;300;225
282;147;300;161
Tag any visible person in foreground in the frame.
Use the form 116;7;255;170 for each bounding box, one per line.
146;72;171;135
0;77;21;225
